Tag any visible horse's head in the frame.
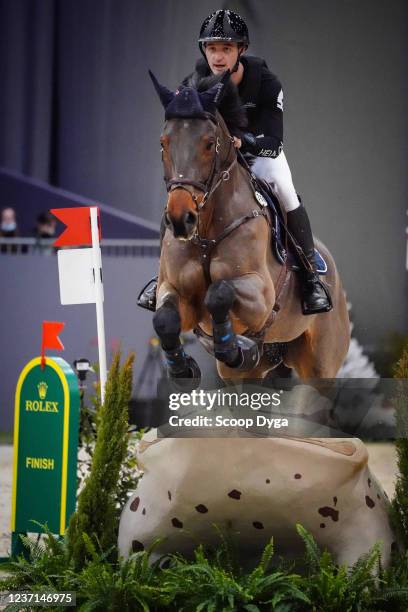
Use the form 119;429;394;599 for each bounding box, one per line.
150;70;246;240
161;114;221;240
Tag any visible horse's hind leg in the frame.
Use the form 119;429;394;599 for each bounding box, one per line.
283;319;349;429
204;280;260;371
285;312;350;379
153;300;201;390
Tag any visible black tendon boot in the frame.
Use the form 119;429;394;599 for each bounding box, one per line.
286;206;333;315
137;216;167;311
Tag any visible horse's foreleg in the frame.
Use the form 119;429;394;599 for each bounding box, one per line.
204;280;261;371
153;287;201;389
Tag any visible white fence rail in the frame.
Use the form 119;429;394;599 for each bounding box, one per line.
0;238;160;257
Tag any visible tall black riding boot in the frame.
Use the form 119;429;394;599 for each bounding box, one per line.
286;205;333;315
137;215;167;311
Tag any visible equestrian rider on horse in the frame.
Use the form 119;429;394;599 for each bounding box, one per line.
138;9;332;316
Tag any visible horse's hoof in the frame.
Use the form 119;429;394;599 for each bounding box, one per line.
168;356;201;392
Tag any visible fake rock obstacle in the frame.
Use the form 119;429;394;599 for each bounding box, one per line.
118;432;395;567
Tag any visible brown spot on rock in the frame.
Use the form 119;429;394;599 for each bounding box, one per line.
333;496;337;506
132;540;144;552
195;504;208;514
318;506;339;522
320;523;326;528
365;495;375;509
171;517;183;528
266;478;270;484
130;497;140;512
168;491;172;501
142;508;146;515
228;489;241;500
253;521;264;529
294;473;302;479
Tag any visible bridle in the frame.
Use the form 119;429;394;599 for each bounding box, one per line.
163;112;237;211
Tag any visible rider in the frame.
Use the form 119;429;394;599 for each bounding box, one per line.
138;8;332;315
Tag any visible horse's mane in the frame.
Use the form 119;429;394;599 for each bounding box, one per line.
188;72;248;135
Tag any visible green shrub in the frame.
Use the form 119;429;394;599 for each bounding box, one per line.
66;351;135;570
68;536;170;611
391;346;408;548
158;534;309;611
76;373;140;515
3;523;408;611
3;348;408;610
0;531;169;611
0;524;69;593
296;524;404;611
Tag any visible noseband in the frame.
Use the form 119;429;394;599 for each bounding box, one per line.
164;114;237;211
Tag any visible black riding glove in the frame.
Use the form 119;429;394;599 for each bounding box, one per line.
240;132;258;154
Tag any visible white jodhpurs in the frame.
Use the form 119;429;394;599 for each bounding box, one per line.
251;151;300;212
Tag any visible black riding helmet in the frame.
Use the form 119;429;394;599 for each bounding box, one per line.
198;9;249;72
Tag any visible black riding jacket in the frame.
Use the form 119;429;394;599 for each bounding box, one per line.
183;56;284;158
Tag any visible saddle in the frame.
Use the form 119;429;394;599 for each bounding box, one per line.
240;158;327;274
193;156;327;362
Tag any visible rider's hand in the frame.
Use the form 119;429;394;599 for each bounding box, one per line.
241;132;258;152
233;136;242;149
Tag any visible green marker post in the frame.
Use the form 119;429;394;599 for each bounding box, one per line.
10;356;80;557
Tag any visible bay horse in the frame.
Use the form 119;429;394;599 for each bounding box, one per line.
149;71;350;388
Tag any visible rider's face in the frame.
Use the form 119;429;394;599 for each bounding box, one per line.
204;42;240;74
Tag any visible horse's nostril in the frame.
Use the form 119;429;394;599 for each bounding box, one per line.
185;211;197;226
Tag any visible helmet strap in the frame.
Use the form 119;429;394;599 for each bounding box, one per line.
231;46;245;74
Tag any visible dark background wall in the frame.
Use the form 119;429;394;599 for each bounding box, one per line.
0;0;407;352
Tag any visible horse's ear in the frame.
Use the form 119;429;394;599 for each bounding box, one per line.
148;70;174;109
199;69;231;110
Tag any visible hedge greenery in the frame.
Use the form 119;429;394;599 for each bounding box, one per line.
2;348;408;611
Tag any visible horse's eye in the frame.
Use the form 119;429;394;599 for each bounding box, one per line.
205;141;214;151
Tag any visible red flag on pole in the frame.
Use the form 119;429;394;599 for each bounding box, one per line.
51;207;101;247
51;205;107;402
41;321;65;368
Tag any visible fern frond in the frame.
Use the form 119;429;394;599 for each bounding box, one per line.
296;523;321;572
